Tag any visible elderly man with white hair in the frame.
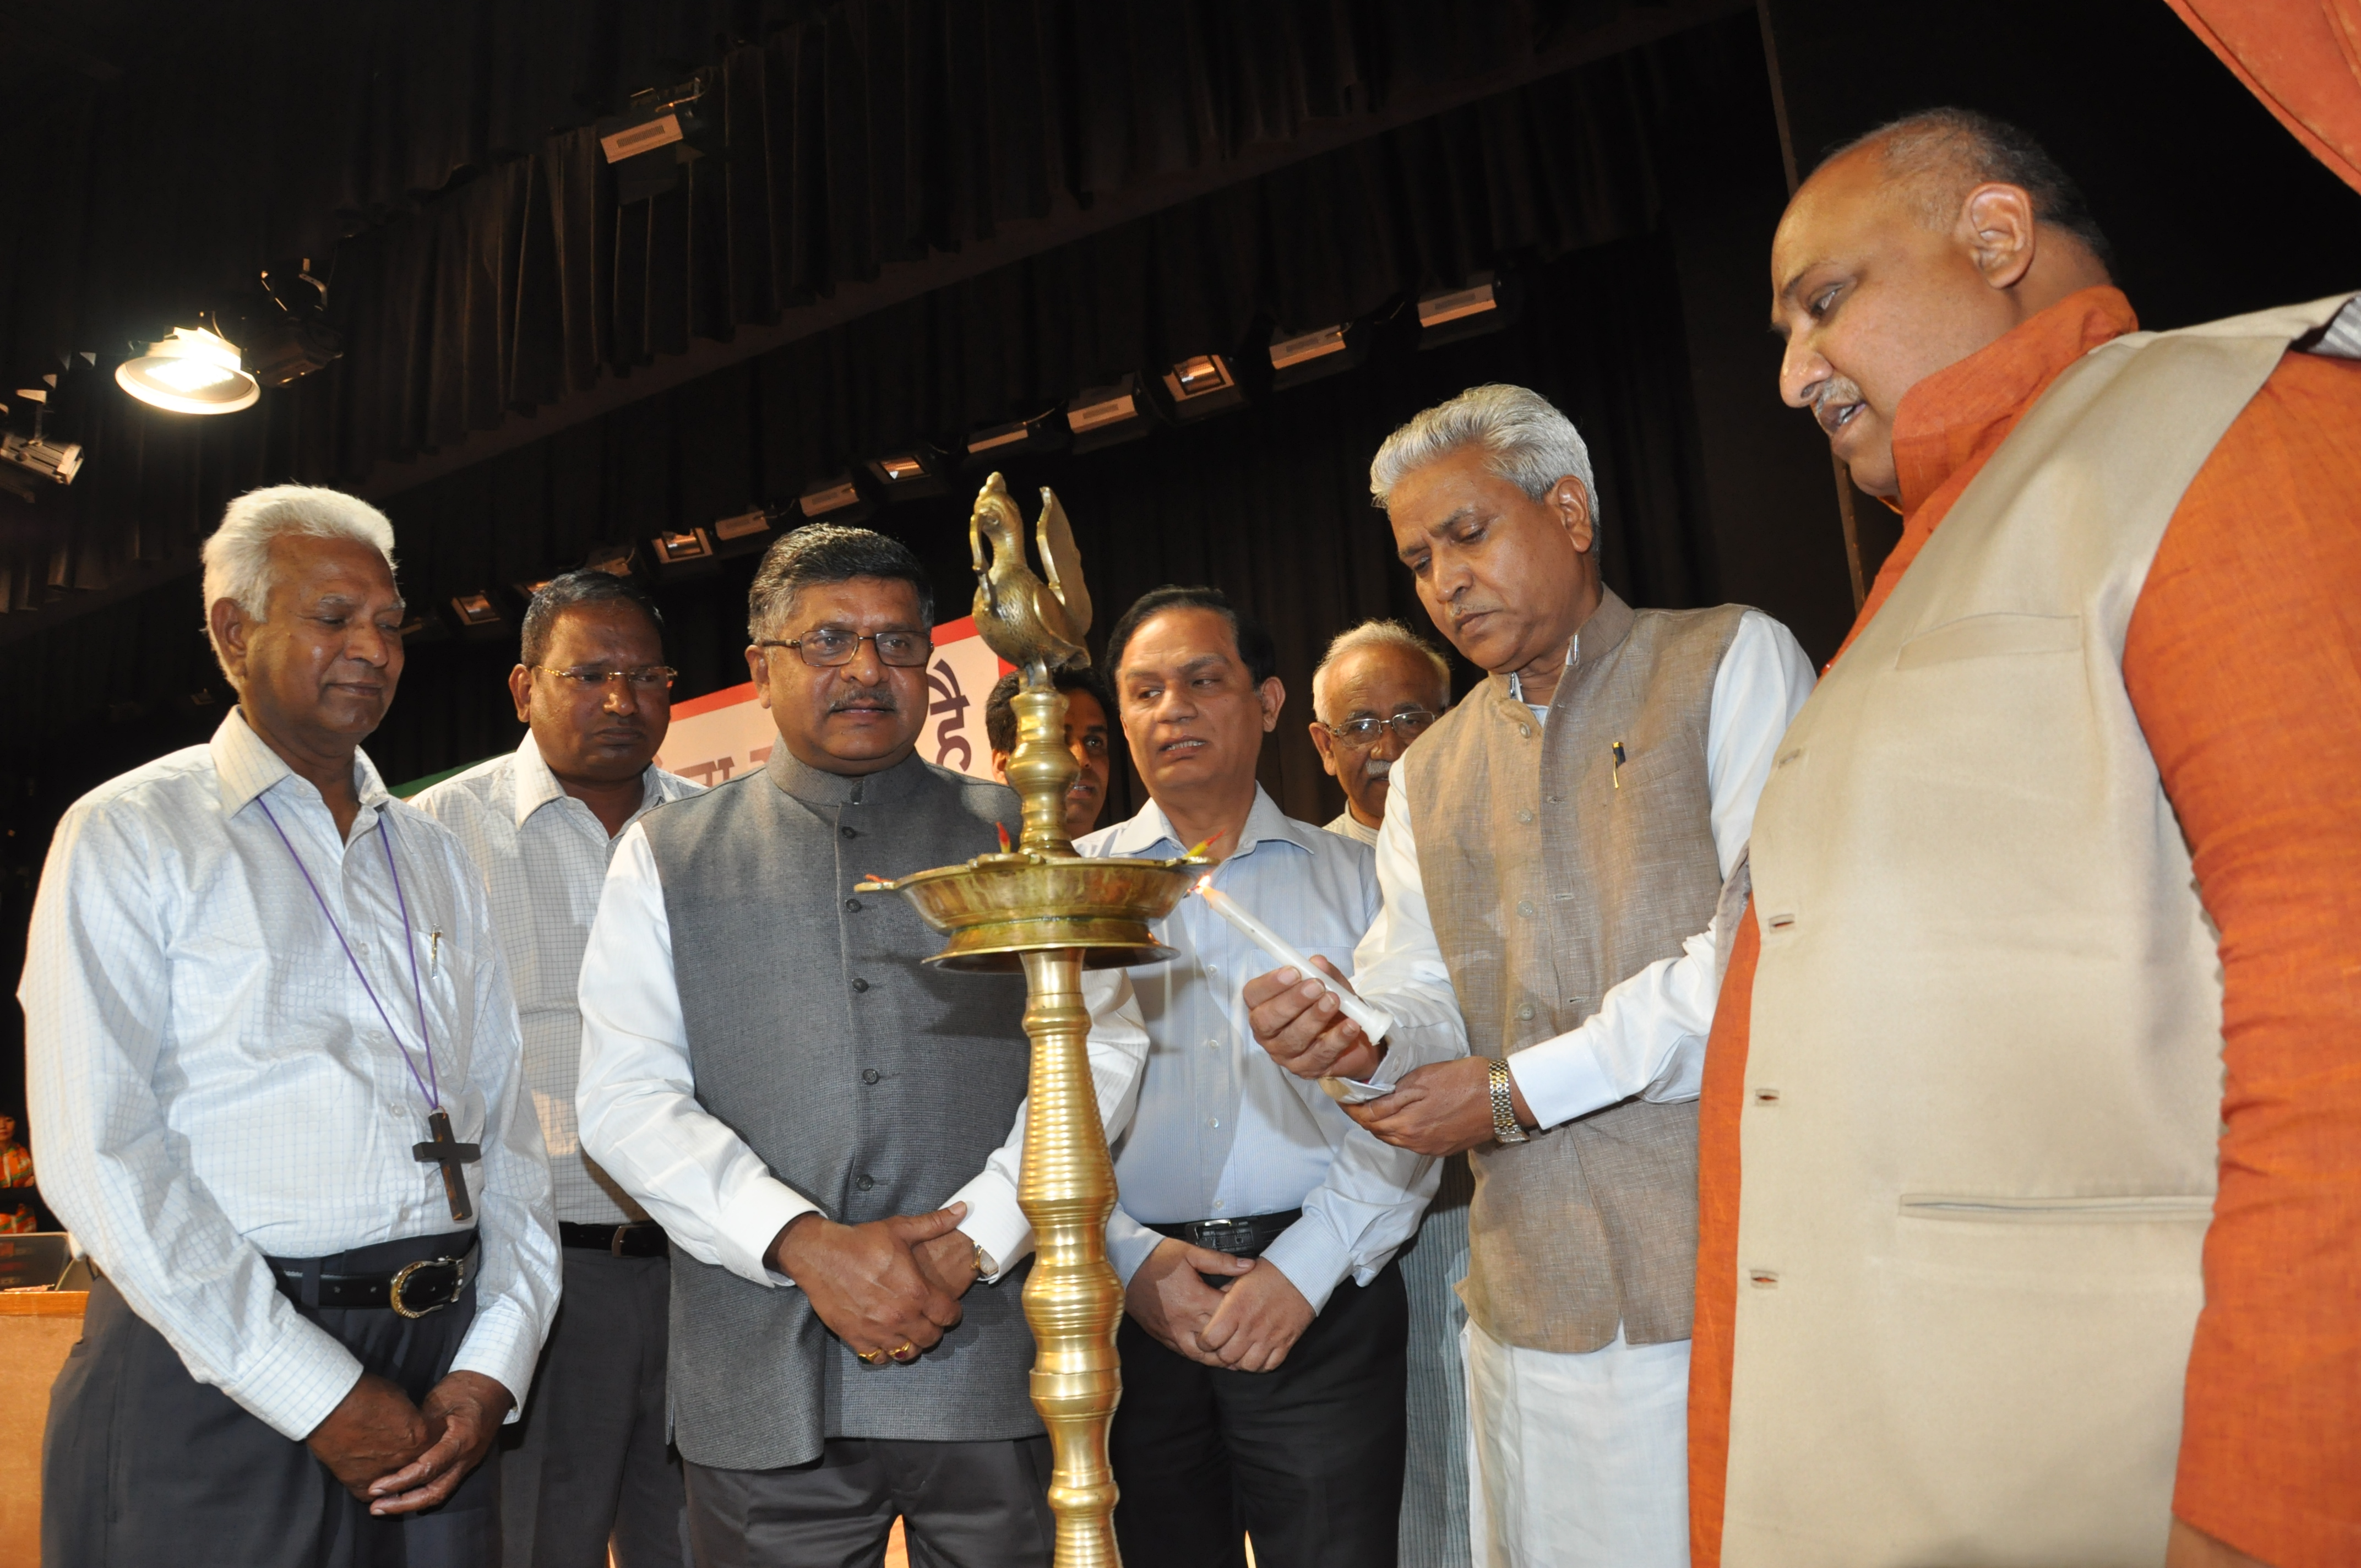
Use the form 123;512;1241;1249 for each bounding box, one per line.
1245;385;1815;1566
24;484;559;1568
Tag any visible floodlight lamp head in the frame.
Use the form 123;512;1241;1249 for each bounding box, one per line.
116;326;261;414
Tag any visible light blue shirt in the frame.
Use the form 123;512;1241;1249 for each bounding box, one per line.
1079;786;1440;1311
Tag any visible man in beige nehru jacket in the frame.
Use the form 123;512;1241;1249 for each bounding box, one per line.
1248;384;1814;1566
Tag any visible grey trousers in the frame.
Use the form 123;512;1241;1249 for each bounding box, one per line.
43;1237;499;1568
501;1248;685;1568
683;1436;1054;1568
1399;1155;1473;1568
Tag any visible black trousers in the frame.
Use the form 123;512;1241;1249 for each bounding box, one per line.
1110;1262;1408;1568
500;1249;684;1568
683;1436;1055;1568
42;1231;500;1568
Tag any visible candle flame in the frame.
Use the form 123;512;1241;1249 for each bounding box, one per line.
1196;873;1214;892
996;823;1012;852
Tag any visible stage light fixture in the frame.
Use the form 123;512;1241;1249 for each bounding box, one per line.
597;79;721;205
1268;322;1370;390
513;575;556;603
235;263;342;388
862;447;951;502
1067;375;1155;454
960;411;1068;467
583;543;644;581
117;326;261;414
798;473;874;524
1159;355;1248;422
1416;270;1522;350
0;391;83;501
650;526;718;576
450;591;504;629
712;504;784;558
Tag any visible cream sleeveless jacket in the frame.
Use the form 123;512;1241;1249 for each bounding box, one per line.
1720;294;2357;1567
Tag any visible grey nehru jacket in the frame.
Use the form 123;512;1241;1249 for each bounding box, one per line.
637;747;1036;1470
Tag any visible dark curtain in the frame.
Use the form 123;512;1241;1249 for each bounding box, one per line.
0;5;1750;620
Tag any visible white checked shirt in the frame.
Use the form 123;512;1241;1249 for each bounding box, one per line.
20;709;561;1441
1078;788;1445;1311
416;733;701;1226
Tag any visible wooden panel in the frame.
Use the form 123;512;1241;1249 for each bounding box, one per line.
0;1294;86;1567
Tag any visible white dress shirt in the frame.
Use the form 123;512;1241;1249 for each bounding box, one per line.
1079;789;1444;1311
20;709;561;1440
415;733;701;1226
575;822;1151;1289
1354;608;1816;1129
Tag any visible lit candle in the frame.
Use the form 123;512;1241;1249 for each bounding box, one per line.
1193;875;1393;1046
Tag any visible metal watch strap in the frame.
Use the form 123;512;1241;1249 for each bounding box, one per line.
1488;1058;1530;1145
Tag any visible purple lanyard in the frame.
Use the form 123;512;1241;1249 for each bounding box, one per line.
256;794;442;1112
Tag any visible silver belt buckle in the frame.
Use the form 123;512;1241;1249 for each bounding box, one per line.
388;1254;466;1319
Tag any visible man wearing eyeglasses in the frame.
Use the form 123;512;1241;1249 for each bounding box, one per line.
573;525;1146;1567
1308;620;1452;850
416;569;701;1568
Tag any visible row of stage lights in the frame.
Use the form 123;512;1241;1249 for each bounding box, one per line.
432;270;1520;642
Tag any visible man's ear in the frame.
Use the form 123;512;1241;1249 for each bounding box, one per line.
507;664;534;723
209;597;254;690
1258;676;1286;733
1553;478;1596;557
1308;721;1341;777
1960;181;2039;292
744;644;773;709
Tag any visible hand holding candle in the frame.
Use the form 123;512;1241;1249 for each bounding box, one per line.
1198;877;1394;1097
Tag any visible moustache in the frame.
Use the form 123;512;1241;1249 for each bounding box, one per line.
828;693;900;714
1810;373;1869;433
1362;755;1393;782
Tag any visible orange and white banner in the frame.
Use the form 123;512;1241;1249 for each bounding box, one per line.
655;616;1010;788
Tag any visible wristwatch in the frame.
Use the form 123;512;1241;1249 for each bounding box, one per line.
1488;1058;1530;1145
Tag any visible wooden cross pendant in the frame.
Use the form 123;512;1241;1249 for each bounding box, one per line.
412;1108;482;1223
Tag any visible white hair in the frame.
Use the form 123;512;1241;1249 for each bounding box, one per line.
200;484;399;685
1368;383;1600;532
1312;619;1452;725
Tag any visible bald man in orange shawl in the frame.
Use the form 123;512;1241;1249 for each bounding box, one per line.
1688;108;2360;1568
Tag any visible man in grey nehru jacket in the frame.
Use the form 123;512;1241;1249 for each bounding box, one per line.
576;524;1147;1568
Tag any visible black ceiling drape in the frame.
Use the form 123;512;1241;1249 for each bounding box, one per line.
0;0;1749;623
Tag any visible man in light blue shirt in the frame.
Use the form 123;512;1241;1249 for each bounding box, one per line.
1078;585;1443;1568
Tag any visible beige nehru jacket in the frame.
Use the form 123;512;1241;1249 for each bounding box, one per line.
1722;296;2355;1567
1403;587;1746;1353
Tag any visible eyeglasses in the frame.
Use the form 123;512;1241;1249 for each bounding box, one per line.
758;630;934;668
1323;710;1439;746
535;665;678;690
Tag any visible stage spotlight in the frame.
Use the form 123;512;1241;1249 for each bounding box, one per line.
798;472;875;524
961;411;1068;467
117;326;261;414
1159;355;1247;422
1416;270;1522;350
583;543;645;580
236;263;342;388
1067;375;1155;454
1268;322;1369;390
0;391;83;501
513;575;556;603
650;526;719;578
862;447;951;502
449;592;505;638
712;505;784;558
597;79;721;205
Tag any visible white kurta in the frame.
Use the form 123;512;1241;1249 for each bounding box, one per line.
1352;608;1816;1568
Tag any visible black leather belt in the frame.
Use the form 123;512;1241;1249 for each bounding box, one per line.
1146;1209;1302;1261
268;1239;479;1319
559;1221;668;1259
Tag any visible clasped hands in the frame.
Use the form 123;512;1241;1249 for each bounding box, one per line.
1124;1239;1314;1374
769;1201;983;1366
305;1368;512;1515
1242;957;1532;1157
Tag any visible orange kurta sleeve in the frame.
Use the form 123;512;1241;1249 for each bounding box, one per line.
1687;908;1760;1568
2124;350;2361;1568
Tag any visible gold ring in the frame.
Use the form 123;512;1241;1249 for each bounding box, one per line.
857;1348;889;1366
888;1342;920;1364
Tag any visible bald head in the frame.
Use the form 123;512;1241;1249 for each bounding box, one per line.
1769;109;2116;498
